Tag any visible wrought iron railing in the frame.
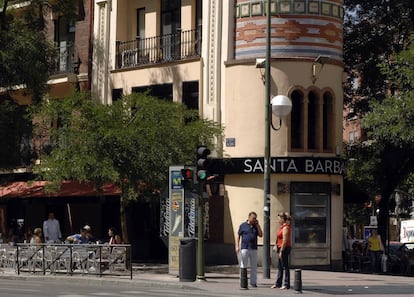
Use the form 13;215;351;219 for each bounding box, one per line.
0;243;132;279
116;26;202;69
50;42;75;75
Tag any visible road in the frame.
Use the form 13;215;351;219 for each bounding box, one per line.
1;268;414;297
0;278;281;297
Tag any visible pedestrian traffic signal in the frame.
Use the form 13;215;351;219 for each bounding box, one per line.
196;146;211;181
181;168;193;180
181;168;194;188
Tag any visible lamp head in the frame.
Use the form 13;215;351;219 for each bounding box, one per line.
314;55;329;65
271;95;292;117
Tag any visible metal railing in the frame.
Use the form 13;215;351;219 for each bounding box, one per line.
116;26;202;69
0;243;132;279
50;42;76;75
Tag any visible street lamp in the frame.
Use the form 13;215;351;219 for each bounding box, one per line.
263;94;292;279
262;0;292;280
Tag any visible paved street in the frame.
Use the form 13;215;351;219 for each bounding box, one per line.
1;265;414;296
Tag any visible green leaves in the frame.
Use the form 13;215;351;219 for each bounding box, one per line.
346;35;414;197
31;91;223;201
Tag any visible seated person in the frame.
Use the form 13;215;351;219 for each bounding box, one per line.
66;226;91;244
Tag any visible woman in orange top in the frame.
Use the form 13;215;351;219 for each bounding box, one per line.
271;212;291;289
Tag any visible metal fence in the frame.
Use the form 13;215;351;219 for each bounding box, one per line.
0;243;132;279
116;26;202;69
50;42;76;75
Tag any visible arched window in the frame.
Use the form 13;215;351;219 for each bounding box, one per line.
307;91;317;150
290;90;304;150
289;88;335;153
323;92;335;151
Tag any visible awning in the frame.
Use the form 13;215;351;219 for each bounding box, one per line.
0;180;121;198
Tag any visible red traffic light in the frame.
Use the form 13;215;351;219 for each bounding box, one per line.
181;169;193;180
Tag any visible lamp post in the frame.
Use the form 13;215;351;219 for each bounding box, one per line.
263;0;292;279
263;95;292;278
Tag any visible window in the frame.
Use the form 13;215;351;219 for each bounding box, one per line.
349;130;359;144
291;182;330;246
307;91;318;150
132;84;173;101
291;90;304;150
289;88;335;153
161;0;181;60
323;92;334;151
182;81;199;110
53;17;75;73
112;89;123;102
136;8;145;39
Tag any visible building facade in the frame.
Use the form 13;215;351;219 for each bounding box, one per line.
94;0;345;269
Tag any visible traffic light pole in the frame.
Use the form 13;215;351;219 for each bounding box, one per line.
195;145;210;281
196;180;205;280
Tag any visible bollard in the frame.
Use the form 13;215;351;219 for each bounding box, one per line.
294;268;302;293
240;268;248;289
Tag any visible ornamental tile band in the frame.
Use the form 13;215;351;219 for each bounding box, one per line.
235;0;344;20
234;0;343;61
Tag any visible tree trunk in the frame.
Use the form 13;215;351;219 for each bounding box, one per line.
120;194;129;244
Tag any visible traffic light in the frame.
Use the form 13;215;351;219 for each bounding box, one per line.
196;146;211;181
181;168;194;188
181;168;193;181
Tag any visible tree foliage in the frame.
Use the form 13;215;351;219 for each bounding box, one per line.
345;36;414;239
0;0;77;102
0;99;33;168
0;0;81;168
30;91;223;241
343;0;414;113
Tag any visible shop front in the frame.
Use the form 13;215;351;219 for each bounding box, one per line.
212;156;344;270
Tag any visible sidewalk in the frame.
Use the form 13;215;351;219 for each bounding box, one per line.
1;264;414;296
132;264;414;296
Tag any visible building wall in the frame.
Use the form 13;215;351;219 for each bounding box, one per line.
213;0;345;269
94;0;345;269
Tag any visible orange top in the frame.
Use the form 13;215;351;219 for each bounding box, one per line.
276;223;291;248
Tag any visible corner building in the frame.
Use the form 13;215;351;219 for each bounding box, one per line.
94;0;344;269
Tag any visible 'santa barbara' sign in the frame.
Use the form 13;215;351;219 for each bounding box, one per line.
209;157;344;175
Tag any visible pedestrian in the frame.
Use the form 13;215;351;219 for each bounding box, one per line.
367;228;384;273
66;226;91;244
30;228;43;245
108;227;122;244
235;211;263;289
43;212;62;243
271;212;291;290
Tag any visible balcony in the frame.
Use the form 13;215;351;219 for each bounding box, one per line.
116;27;202;70
49;42;77;76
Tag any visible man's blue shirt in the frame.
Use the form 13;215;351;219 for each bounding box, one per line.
238;221;258;250
72;234;90;244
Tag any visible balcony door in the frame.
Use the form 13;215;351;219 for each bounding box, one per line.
54;17;75;73
161;0;181;60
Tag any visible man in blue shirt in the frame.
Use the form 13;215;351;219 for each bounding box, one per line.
235;211;263;289
66;226;91;244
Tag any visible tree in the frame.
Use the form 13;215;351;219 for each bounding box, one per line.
30;91;223;243
0;0;77;168
346;35;414;242
343;0;414;113
0;0;77;102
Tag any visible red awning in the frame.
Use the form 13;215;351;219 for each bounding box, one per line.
0;180;121;198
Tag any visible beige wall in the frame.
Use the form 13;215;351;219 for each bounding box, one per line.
97;0;345;267
224;173;344;265
223;61;344;158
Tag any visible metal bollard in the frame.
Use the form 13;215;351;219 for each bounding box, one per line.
240;268;248;289
294;268;302;293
